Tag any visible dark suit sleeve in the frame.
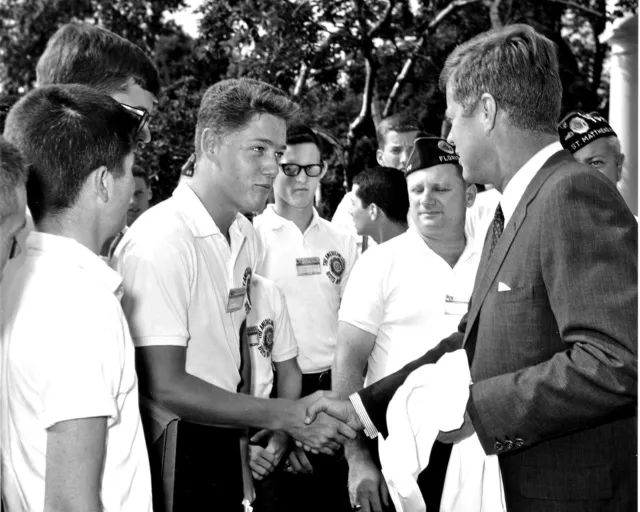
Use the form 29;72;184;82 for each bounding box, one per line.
469;171;638;454
357;318;466;438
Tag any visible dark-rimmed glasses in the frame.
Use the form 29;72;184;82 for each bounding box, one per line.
119;103;150;135
279;162;325;177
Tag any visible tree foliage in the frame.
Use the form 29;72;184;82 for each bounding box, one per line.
0;0;636;217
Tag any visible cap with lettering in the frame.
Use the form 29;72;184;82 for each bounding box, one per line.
558;111;617;154
404;137;459;177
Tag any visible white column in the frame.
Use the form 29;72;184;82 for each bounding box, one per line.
600;14;638;214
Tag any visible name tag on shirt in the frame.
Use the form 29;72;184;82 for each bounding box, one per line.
247;325;259;346
296;257;321;276
226;287;247;313
444;295;469;316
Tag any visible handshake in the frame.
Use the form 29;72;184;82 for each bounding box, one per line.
282;391;365;454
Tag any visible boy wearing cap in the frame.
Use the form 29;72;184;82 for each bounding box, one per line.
334;137;482;512
558;110;625;184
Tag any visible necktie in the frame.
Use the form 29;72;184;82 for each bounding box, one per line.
489;203;504;258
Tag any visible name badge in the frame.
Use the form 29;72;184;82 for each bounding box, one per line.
226;287;247;313
296;257;321;276
444;295;469;316
247;325;259;346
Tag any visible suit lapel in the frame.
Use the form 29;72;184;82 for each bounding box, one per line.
464;151;573;343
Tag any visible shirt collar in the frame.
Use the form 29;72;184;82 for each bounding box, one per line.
500;141;563;225
262;204;322;233
407;226;480;262
27;232;123;296
173;182;245;238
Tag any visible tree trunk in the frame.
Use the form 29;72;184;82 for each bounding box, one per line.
382;0;482;118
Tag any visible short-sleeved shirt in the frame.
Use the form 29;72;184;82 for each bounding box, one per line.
113;182;260;392
246;274;298;398
338;228;481;386
0;232;152;512
465;188;501;244
254;205;358;374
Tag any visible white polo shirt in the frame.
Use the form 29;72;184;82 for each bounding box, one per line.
338;227;481;386
465;188;500;245
0;232;152;512
254;205;358;374
113;182;260;392
246;275;298;398
331;191;377;253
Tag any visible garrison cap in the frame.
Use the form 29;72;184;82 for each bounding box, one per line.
558;111;617;154
405;137;459;177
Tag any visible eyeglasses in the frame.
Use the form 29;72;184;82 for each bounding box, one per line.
119;103;150;135
279;162;325;177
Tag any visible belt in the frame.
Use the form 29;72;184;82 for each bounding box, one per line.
301;369;332;394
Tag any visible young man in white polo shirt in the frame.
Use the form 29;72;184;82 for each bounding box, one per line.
245;274;302;511
113;80;355;510
333;137;482;512
254;124;358;512
348;166;409;245
1;85;152;512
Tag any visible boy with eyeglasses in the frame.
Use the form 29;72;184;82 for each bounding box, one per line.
254;124;357;512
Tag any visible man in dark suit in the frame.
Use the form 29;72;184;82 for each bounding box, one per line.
306;24;637;512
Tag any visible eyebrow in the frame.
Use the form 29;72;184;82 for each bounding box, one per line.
251;138;286;150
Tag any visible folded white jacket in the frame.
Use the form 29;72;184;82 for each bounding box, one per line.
378;349;506;512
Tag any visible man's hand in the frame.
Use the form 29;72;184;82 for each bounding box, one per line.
304;395;364;432
437;409;475;444
283;391;357;455
348;454;390;512
249;430;289;480
284;446;314;474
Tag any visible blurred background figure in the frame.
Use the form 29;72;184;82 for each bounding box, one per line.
349;166;408;245
127;165;153;226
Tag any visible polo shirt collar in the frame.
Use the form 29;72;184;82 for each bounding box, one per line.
407;226;480;265
262;204;322;233
27;231;123;296
172;182;222;238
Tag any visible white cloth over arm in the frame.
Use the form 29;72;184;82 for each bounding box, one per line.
378;349;505;512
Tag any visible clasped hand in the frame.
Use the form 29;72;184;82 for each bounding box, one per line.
287;392;364;453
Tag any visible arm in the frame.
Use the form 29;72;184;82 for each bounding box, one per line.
333;322;391;512
44;417;107;512
274;357;302;400
469;171;638;454
332;322;377;461
136;346;354;452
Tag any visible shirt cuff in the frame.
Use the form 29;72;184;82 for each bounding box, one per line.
349;393;379;439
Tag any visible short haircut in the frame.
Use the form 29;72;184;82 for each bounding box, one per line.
286;124;323;151
195;78;299;158
376;113;425;147
36;22;160;96
0;137;26;217
3;84;139;224
353;166;409;224
132;164;150;186
440;24;562;134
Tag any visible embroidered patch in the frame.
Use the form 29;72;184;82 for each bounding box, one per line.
438;140;455;154
323;250;346;285
258;318;275;358
569;117;589;134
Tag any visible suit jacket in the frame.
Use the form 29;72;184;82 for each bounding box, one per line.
358;151;638;512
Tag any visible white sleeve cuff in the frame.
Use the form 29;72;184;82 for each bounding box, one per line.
349;392;379;439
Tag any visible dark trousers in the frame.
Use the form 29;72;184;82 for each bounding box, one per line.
172;422;244;512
